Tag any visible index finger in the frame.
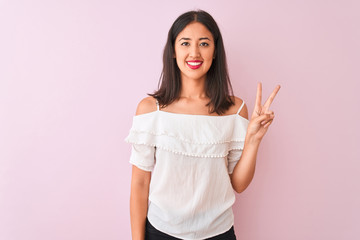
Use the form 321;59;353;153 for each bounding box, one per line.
255;82;262;110
263;85;281;111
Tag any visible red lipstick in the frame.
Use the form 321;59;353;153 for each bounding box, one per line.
186;60;203;69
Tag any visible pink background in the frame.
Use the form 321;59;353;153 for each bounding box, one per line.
1;0;359;239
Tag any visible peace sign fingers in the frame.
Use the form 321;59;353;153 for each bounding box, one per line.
247;82;281;144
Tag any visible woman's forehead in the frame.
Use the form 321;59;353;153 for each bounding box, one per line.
176;22;213;40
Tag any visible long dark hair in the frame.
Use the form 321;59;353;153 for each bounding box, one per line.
149;10;235;115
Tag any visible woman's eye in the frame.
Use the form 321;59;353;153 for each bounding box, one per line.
200;42;209;47
181;42;189;46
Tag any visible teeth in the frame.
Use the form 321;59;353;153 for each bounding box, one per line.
187;62;202;66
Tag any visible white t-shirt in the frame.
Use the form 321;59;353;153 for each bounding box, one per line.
125;100;248;240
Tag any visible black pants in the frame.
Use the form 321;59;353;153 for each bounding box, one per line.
145;218;237;240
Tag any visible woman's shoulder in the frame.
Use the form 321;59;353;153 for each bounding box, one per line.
229;96;248;120
135;96;158;116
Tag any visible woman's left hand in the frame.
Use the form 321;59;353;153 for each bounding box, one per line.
246;82;281;145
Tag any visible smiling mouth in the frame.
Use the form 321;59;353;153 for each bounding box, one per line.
186;61;203;69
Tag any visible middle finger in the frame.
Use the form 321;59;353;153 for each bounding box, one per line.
263;85;281;111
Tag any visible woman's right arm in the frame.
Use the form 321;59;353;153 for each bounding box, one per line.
130;96;157;239
130;166;151;240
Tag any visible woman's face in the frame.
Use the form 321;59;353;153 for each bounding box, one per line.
174;22;215;82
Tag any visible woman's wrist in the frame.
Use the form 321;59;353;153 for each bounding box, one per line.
244;133;261;147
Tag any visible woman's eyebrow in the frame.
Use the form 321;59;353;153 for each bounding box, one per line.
178;37;211;41
178;37;191;41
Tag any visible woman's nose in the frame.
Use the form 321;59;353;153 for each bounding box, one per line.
189;45;200;57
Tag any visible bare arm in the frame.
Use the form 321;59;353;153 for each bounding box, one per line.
230;137;260;193
130;166;151;240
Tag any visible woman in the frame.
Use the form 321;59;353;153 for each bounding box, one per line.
126;10;280;240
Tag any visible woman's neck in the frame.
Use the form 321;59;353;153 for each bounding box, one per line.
179;76;207;99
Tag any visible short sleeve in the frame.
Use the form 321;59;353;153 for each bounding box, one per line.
129;144;156;172
227;115;248;174
227;148;244;174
